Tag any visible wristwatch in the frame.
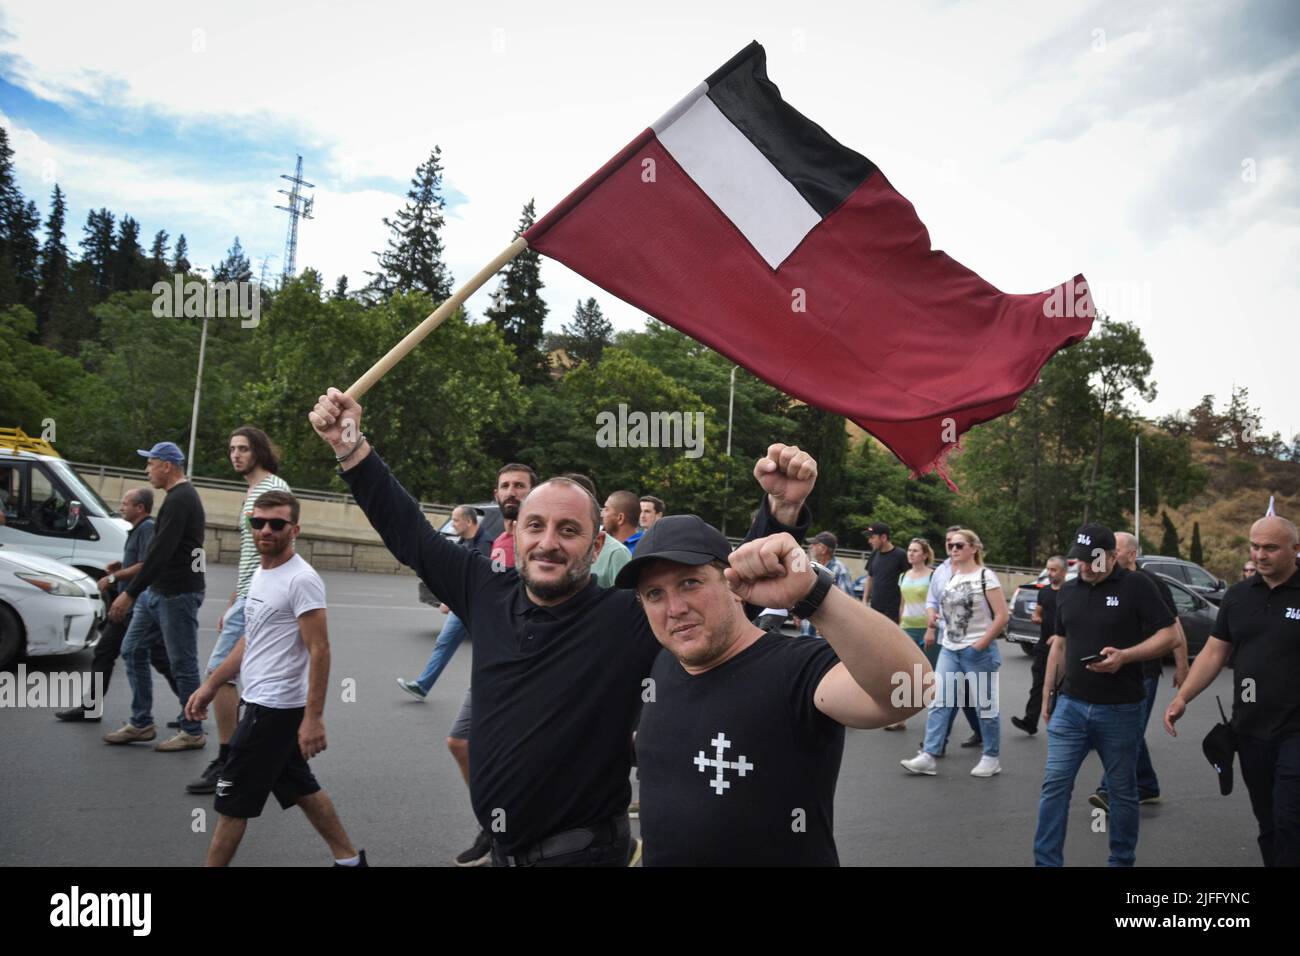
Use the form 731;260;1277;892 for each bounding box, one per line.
790;563;834;619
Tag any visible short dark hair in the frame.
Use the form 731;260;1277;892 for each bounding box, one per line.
639;495;665;514
607;490;639;526
497;462;538;490
127;487;154;514
253;489;299;523
231;426;280;474
561;473;598;499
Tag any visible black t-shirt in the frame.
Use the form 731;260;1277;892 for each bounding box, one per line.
867;546;909;620
126;481;205;597
1137;568;1177;679
637;632;844;866
1054;566;1174;704
341;450;807;852
1211;569;1300;740
1036;585;1058;644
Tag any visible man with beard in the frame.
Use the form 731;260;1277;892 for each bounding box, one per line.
309;386;812;866
187;427;290;795
186;491;365;866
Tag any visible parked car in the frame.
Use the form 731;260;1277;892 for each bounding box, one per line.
1135;554;1228;605
416;504;504;607
1006;564;1216;659
1;429;131;580
0;545;104;669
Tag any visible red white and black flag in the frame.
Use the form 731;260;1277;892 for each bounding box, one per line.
525;41;1094;483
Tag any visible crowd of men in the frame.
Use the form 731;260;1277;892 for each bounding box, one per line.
44;395;1300;868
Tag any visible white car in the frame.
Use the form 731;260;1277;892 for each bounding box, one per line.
0;546;104;669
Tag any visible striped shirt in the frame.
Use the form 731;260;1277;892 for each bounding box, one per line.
236;474;292;597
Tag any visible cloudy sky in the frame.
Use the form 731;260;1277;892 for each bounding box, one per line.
2;0;1297;435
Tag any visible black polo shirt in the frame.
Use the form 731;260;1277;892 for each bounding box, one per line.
1036;585;1058;644
1137;568;1177;679
341;450;806;853
637;632;843;866
1211;568;1300;740
1054;566;1175;704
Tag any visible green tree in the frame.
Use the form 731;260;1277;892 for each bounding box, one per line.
212;236;251;283
367;147;453;300
1159;510;1181;559
485;199;548;385
558;297;613;365
147;229;170;285
36;184;70;345
111;215;147;292
172;234;191;273
80;208;116;301
0;305;88;432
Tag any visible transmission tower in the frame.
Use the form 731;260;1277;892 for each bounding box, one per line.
276;155;315;282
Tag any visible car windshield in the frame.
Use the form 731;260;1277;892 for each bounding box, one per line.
47;461;116;517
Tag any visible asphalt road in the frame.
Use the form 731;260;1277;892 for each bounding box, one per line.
0;564;1260;867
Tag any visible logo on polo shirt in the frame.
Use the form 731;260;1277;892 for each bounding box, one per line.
1286;607;1300;620
693;732;754;795
1107;596;1119;607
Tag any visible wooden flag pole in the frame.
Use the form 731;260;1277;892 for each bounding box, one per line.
345;235;529;399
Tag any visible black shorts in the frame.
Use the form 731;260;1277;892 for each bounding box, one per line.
214;702;321;819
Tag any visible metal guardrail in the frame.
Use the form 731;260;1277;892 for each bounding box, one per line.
69;460;457;516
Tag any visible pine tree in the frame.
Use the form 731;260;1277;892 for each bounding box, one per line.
367;146;453;299
172;234;191;273
1159;510;1181;559
147;229;170;284
80;208;117;301
332;274;349;300
0;126;20;307
212;236;251;282
36;184;70;342
7;198;42;312
1189;521;1203;566
560;297;613;365
111;214;146;291
485;199;548;384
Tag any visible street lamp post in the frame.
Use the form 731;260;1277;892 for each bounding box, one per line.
186;315;209;478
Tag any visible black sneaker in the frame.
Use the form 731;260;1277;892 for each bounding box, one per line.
1139;790;1161;805
454;829;492;867
55;706;100;723
1010;716;1037;736
960;733;982;748
185;756;226;794
333;849;368;867
1088;791;1110;813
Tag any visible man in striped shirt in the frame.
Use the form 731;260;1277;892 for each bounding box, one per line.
186;426;290;795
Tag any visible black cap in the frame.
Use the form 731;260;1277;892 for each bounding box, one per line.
865;522;891;537
1202;722;1236;796
614;514;731;589
810;531;838;550
1067;523;1116;561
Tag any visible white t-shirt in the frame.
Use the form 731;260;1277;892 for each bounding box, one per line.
939;567;1001;650
241;553;327;708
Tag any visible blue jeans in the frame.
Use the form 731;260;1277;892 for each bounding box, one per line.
922;644;1001;758
1034;694;1145;867
1097;674;1160;797
121;589;204;736
415;612;467;694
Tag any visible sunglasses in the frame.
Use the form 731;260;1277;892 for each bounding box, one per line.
249;517;293;531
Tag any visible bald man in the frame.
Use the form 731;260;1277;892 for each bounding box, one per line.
1166;516;1300;866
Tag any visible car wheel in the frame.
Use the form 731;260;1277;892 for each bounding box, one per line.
0;604;23;670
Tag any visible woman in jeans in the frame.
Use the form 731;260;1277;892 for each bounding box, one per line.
884;538;935;731
900;529;1009;778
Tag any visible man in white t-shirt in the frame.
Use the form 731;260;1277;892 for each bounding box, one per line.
185;490;366;867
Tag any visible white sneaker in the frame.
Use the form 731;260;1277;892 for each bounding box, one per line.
900;751;938;775
970;756;1002;777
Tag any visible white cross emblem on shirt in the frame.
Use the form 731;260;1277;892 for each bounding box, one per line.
693;732;754;795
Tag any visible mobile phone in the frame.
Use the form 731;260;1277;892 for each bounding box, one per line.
1080;653;1107;665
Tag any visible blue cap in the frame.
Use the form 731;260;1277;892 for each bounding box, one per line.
136;441;185;463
